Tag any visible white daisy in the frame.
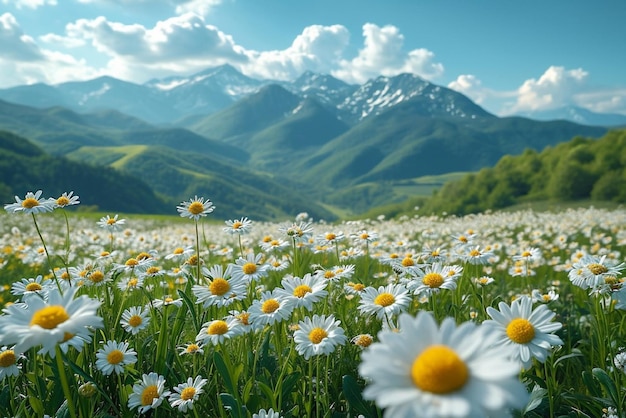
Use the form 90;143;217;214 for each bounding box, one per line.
11;275;52;299
97;214;126;231
223;217;253;235
179;342;204;356
192;265;246;308
177;196;215;220
196;317;244;346
405;263;459;296
0;346;23;381
253;408;283;418
120;306;151;335
128;372;171;414
4;190;55;214
248;290;296;327
275;273;328;311
359;311;528;417
53;191;80;208
358;283;411;321
229;252;269;283
293;314;347;360
95;340;137;376
0;286;103;356
484;296;563;369
169;376;208;413
568;254;626;290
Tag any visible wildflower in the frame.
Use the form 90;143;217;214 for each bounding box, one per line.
351;334;374;348
0;286;102;355
78;382;97;398
267;255;291;271
248;290;296;327
512;247;543;263
196;317;244;346
4;190;55;214
294;314;347;360
461;245;494;265
351;230;378;245
358;283;411;321
229;252;269;283
53;191;80;208
531;289;559;304
128;372;171;414
192;265;246;308
11;275;51;299
150;295;183;309
179;343;204;356
223;217;253;235
484;296;563;369
359;311;528;417
406;263;459;296
474;276;495;287
117;275;145;292
177;196;215;220
0;346;23;381
120;306;151;335
95;340;137;375
568;254;625;290
613;349;626;374
279;221;314;242
317;231;345;246
253;408;283;418
164;246;195;262
275;273;328;311
344;281;366;296
97;214;126;231
419;245;448;263
169;376;208;413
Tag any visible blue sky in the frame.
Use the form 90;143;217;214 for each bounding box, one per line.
1;0;625;116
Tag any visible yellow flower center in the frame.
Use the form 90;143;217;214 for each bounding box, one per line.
61;271;70;280
411;345;469;394
521;251;532;258
30;305;70;329
324;271;336;279
232;221;243;230
353;335;373;348
469;249;481;257
374;292;395;307
25;282;43;292
422;273;444;288
63;332;74;342
326;233;336;240
128;315;143;327
146;267;160;275
588;263;608;275
208;320;229;335
0;350;16;367
352;283;365;292
107;218;116;225
100;251;110;257
141;385;159;406
360;233;369;240
125;258;138;267
22;198;39;209
242;262;257;275
210;278;230;296
186;344;200;353
187;255;198;266
506;318;535;344
128;278;138;288
401;257;414;267
458;235;468;243
188;201;205;215
89;271;105;283
173;247;184;254
293;284;312;298
308;327;328;344
181;387;196;401
261;299;280;314
56;196;70;206
236;312;250;325
107;349;124;365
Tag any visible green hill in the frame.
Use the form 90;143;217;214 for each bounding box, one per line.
0;131;170;214
419;129;626;215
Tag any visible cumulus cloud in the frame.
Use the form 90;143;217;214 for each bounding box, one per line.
1;0;57;9
332;23;444;84
0;12;44;61
242;24;350;80
504;66;589;114
63;13;248;80
448;74;487;103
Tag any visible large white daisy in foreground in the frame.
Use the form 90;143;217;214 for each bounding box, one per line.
0;287;102;356
359;311;528;418
484;296;563;369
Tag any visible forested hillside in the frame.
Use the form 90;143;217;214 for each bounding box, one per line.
419;129;626;215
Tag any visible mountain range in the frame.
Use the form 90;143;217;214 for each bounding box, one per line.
0;66;613;219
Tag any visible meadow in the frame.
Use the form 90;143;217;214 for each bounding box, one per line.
1;191;626;418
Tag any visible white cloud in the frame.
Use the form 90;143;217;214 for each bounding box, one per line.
448;74;486;103
504;66;589;114
174;0;222;16
74;0;222;16
1;0;57;9
332;23;444;84
242;24;350;80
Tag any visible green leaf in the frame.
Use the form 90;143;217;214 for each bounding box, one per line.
581;370;602;397
342;374;375;417
214;351;236;395
219;393;244;418
28;397;44;416
177;288;199;331
592;368;619;406
280;371;301;402
522;385;547;414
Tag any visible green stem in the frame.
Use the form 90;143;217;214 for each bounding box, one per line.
55;345;77;418
31;213;60;288
194;219;201;286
